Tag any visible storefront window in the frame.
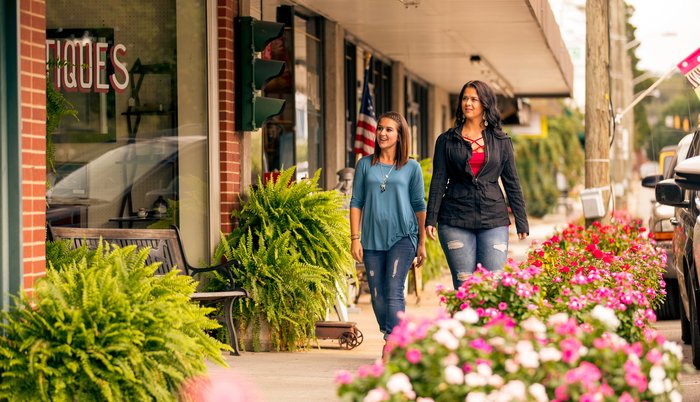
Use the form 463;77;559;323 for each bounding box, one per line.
256;6;324;184
46;0;210;262
406;77;428;158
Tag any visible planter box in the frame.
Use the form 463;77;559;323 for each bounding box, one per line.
236;319;273;352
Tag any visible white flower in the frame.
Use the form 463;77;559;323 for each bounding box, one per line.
488;374;504;388
591;305;620;330
665;378;673;392
539;346;562;362
417;398;435;402
529;383;548;402
547;312;569;326
505;358;519;373
521;317;546;334
443;353;459;366
670;390;683;402
432;329;460;350
649;365;666;381
444;365;464;385
465;372;488;387
454;308;479;324
663;341;684;360
648;379;664;395
465;391;487;402
502;380;527;401
476;362;492;377
386;373;414;396
363;387;389;402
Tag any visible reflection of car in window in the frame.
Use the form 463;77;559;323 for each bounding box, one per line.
47;136;205;228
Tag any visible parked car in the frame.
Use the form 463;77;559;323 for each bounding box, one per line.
655;129;700;367
642;144;680;320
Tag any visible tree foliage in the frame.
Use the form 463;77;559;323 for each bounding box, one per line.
513;107;585;217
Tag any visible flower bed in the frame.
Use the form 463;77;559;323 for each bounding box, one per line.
337;216;683;401
440;216;665;342
337;309;683;401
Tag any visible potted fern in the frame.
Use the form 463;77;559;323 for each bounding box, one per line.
1;242;229;400
214;167;354;351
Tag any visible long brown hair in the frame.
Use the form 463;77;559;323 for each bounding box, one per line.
372;111;411;169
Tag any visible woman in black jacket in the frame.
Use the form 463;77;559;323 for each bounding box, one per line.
425;80;529;289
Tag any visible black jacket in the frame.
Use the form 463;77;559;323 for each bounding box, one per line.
425;125;529;234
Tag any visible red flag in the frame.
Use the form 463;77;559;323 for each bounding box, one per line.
678;47;700;101
354;68;377;157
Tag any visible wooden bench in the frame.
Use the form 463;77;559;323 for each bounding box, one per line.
49;226;250;355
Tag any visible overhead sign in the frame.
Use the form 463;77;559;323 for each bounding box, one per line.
678;47;700;100
46;38;129;94
503;113;548;138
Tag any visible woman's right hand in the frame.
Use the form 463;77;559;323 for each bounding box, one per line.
426;225;437;240
351;239;363;263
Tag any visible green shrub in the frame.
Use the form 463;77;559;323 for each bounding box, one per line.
217;230;334;351
45;238;92;270
0;242;228;402
214;167;353;350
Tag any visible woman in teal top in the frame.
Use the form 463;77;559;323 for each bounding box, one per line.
349;111;426;362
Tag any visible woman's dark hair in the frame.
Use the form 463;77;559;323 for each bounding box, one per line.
372;111;411;169
453;80;502;130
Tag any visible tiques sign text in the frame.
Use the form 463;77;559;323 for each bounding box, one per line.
46;38;129;93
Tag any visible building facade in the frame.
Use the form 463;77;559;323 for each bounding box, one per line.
2;0;572;307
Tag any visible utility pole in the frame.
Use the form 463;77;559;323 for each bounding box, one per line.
585;0;611;226
609;0;635;213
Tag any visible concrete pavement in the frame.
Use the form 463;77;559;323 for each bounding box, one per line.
205;201;699;401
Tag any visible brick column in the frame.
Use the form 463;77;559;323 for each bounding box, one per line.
19;0;47;293
218;0;241;235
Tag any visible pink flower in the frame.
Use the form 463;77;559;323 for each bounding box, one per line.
618;392;635;402
406;348;422;364
498;302;508;311
469;338;493;353
559;338;582;364
334;370;353;385
623;359;647;392
646;349;663;364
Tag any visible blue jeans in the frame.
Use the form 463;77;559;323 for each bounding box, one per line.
438;224;509;289
363;237;415;339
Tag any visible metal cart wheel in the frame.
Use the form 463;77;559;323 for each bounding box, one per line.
338;332;356;350
353;329;364;347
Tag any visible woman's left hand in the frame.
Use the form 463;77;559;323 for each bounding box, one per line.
415;242;427;268
517;233;528;240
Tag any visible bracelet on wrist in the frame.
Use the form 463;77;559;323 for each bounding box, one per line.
350;234;360;240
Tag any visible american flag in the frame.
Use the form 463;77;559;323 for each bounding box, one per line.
354;68;377;157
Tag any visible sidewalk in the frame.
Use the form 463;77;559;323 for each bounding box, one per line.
206;209;577;401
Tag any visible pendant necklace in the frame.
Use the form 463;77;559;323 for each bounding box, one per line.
378;163;395;192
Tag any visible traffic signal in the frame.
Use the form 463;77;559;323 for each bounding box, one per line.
235;17;286;131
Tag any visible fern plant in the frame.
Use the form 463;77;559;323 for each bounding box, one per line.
216;229;334;351
0;242;228;401
213;166;353;350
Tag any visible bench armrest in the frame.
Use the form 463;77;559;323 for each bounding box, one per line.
171;225;244;292
188;259;245;292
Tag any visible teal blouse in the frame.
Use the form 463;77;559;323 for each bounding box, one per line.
350;156;426;251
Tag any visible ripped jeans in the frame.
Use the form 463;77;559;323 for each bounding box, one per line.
363;237;415;339
438;224;509;289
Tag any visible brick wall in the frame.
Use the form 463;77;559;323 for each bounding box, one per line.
218;0;241;234
19;0;47;293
